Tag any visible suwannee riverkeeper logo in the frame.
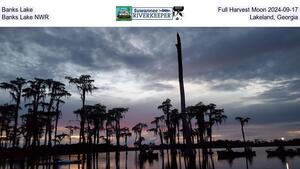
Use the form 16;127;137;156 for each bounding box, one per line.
116;6;184;21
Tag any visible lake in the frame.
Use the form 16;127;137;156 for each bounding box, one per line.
1;147;299;169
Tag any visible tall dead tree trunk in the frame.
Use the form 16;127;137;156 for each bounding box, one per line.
176;33;192;146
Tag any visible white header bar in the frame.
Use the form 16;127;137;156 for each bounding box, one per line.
0;0;300;27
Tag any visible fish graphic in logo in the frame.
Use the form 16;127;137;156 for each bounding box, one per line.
116;6;132;21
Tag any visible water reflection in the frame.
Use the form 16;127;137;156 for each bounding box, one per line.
266;153;294;169
0;148;300;169
286;162;289;169
155;148;216;169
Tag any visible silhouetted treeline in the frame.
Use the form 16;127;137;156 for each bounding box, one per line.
0;78;71;148
146;99;226;148
0;75;131;149
0;74;230;152
0;74;228;151
3;74;285;160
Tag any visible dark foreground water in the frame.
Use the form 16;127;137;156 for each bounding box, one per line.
0;147;299;169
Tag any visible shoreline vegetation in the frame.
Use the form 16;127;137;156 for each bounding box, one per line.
0;33;298;166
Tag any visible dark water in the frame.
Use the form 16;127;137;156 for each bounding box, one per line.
1;147;299;169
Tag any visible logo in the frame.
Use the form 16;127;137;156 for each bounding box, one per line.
173;6;184;20
132;7;173;20
116;6;184;21
116;6;132;21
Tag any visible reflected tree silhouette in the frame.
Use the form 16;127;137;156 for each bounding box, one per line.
106;152;110;169
115;151;120;169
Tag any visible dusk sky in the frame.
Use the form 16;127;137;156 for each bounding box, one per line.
0;28;300;142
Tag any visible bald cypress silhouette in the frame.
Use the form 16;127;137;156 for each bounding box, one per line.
22;78;48;147
150;115;164;145
66;75;98;144
158;99;173;145
90;103;106;144
206;104;226;152
236;116;250;150
187;102;207;145
132;122;147;148
65;125;79;144
55;133;68;144
120;127;131;147
108;107;128;148
47;80;71;146
0;78;26;147
0;104;16;147
104;111;114;144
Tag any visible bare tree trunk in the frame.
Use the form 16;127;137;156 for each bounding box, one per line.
97;128;100;144
12;97;20;147
44;126;48;145
47;121;52;146
93;127;97;144
176;33;192;145
106;123;110;144
54;102;60;146
69;130;72;144
159;129;164;145
241;125;246;143
177;125;180;144
116;121;120;147
241;125;246;151
177;33;197;169
81;91;86;144
47;87;55;147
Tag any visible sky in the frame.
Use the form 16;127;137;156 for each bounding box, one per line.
0;28;300;143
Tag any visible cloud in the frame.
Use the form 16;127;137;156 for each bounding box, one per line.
256;79;300;103
182;28;300;82
1;28;300;83
0;28;300;140
210;80;247;91
142;82;174;91
287;130;300;137
224;101;300;125
213;121;300;140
